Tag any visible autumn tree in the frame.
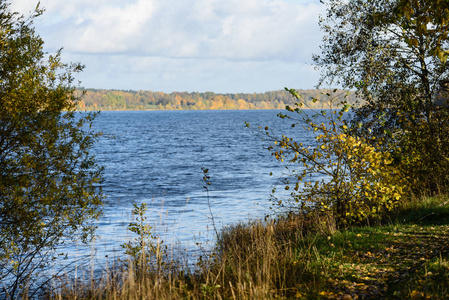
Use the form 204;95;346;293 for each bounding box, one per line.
0;2;103;297
315;0;449;194
262;0;449;225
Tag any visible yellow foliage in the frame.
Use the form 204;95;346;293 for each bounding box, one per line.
269;91;407;225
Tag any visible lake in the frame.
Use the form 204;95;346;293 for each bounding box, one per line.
69;109;315;266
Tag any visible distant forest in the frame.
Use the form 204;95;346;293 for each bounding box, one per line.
75;88;359;111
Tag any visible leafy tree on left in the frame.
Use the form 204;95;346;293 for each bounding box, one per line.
0;2;103;297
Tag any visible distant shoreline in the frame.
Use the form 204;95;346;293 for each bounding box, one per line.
75;88;358;111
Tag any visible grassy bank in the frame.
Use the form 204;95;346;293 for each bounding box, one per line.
51;195;449;299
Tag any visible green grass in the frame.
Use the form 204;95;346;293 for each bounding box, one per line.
292;195;449;299
51;195;449;299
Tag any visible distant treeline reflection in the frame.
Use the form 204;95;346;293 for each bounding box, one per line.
76;88;358;111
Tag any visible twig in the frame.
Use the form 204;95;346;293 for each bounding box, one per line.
202;167;219;239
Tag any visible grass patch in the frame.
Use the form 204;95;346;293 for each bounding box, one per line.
50;195;449;299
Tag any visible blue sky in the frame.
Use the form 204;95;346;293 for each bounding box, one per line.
12;0;325;93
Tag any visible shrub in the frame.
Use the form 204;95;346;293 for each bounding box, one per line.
264;90;407;226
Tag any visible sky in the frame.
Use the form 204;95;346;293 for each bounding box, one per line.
11;0;325;93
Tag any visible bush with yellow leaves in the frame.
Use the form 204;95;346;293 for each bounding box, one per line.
266;89;407;226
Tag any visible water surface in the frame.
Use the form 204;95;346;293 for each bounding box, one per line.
75;110;312;264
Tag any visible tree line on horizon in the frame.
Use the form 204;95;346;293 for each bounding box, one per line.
75;88;359;111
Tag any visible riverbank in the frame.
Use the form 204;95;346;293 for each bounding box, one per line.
51;195;449;299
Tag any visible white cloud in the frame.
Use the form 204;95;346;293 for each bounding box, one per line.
13;0;323;60
10;0;324;92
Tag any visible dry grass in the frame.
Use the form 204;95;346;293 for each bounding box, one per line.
48;195;449;299
47;210;336;299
